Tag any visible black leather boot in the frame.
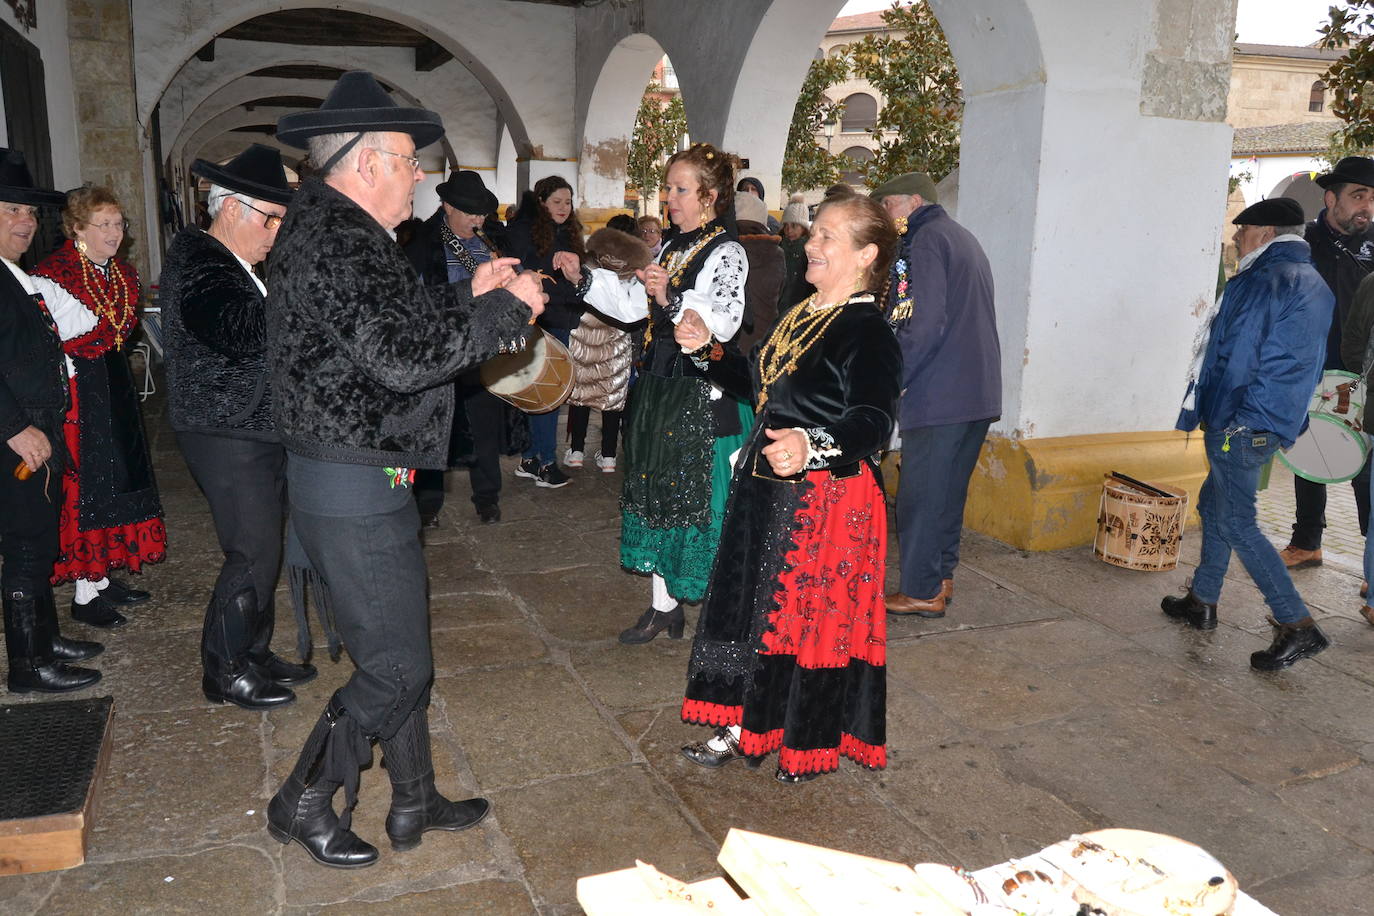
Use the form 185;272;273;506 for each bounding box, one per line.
380;708;489;851
618;604;685;644
247;585;317;686
6;586;101;693
267;695;378;868
72;592;127;629
1161;590;1217;630
202;587;294;710
41;591;103;660
1251;618;1330;671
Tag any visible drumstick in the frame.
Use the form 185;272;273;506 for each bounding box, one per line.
1109;471;1172;498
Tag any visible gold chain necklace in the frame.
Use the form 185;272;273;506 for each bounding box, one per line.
756;293;848;409
78;253;136;350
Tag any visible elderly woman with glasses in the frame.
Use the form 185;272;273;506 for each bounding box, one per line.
32;185;166;629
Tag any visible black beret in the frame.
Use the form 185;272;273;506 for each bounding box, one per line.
1232;197;1305;227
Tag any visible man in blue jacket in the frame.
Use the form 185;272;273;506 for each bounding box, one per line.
874;173;1001;619
1166;197;1334;670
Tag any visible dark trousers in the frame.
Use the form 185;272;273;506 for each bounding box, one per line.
178;432;286;661
1290;455;1372;549
567;405;622;458
895;419;992;599
0;458;61;593
288;455;432;740
415;388;504;516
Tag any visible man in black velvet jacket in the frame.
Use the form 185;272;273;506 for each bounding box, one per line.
161;143;315;712
262;72;544;870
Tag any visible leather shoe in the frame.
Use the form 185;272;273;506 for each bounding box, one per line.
885;591;946;618
1362;581;1369;599
255;653;318;686
8;660;101;693
941;578;954;604
52;632;104;661
475;503;500;524
1359;605;1374;627
1250;618;1330;671
203;667;296;709
100;577;151;605
680;728;764;769
619;605;685;644
1279;545;1322;569
775;767;821;785
1160;590;1217;630
72;594;127;629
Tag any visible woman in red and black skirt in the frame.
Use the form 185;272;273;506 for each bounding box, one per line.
673;190;901;784
33;186;166;628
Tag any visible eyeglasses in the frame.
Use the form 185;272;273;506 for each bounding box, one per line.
368;148;421;171
239;200;284;230
88;219;129;232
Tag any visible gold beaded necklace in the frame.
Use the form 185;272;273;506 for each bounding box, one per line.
77;250;136;350
755;293;850;410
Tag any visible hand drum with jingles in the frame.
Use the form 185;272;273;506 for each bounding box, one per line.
1093;472;1188;571
480;328;575;414
1279;369;1369;484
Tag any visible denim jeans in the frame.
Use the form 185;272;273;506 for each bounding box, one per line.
1193;428;1307;624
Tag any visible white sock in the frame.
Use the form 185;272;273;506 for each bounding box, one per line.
706;725;742;752
93;577;110;590
651;574;676;612
74;579;101;605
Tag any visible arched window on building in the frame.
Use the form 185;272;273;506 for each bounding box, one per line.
828;43;848;59
841;146;874;185
1310;80;1326;113
841;93;877;133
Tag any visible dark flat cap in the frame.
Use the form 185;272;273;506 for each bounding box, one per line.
869;171;938;204
1233;197;1305;227
1316;156;1374;190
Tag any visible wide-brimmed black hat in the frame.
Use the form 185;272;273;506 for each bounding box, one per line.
191;143;294;206
436;170;497;215
0;148;67;207
275;70;444;151
1233;197;1305;227
1316;156;1374;190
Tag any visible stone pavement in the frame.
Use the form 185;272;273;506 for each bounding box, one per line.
6;393;1374;915
1258;461;1366;573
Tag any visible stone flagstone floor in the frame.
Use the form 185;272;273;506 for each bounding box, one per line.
4;388;1374;914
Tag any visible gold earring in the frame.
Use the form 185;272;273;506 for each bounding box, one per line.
75;239;88;255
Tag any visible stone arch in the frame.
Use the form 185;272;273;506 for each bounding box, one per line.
578;32;671;209
1271;172;1324;220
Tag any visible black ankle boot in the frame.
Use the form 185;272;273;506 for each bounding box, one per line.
72;593;127;629
6;587;101;693
380;708;490;851
618;604;685;644
267;696;378;868
202;588;294;709
1161;590;1217;630
1250;618;1330;671
43;591;103;660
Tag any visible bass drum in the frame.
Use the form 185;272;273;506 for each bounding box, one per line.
1279;369;1369;484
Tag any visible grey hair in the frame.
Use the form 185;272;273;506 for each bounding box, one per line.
306;130;392;179
1275;223;1306;238
206;185;253;220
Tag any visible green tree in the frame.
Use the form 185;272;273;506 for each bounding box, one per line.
1321;2;1374;147
848;1;962;186
626;85;688;213
781;55;851;193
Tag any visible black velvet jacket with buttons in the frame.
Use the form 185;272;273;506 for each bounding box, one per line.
0;265;67;452
161;227;276;440
266;178;531;469
700;293;901;475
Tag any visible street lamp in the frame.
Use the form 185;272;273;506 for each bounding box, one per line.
823;115;837;153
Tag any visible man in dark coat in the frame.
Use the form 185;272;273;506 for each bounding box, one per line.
263;72;544;869
1166;198;1334;671
0;148;102;693
1283;156;1374;570
161;143;314;711
874;173;1001;620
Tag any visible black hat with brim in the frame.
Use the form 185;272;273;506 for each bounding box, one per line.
436;170;498;215
191;143;294;206
1316;156;1374;190
1233;197;1306;227
0;147;67;207
275;70;444;150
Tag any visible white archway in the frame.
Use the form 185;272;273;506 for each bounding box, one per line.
577;33;668;209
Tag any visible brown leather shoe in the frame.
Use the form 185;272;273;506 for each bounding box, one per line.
1362;580;1368;599
941;578;954;604
885;591;946;618
1279;546;1322;569
1360;605;1374;627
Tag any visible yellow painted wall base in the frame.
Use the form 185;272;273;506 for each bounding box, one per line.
957;430;1208;552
